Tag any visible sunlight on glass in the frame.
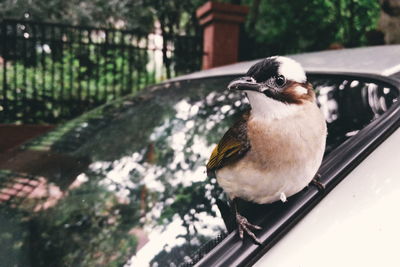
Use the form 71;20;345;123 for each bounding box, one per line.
317;85;338;123
350;80;360;87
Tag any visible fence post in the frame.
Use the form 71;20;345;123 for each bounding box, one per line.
1;22;8;117
196;1;248;70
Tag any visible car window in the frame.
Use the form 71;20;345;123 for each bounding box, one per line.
0;74;398;266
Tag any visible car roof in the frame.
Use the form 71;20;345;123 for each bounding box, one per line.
170;45;400;82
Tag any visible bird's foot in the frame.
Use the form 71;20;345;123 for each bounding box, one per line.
311;173;325;191
236;213;262;245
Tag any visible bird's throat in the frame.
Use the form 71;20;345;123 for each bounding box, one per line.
246;91;299;121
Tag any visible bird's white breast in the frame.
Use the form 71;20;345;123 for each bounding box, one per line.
216;102;327;204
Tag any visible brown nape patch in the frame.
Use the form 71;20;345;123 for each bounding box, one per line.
280;82;315;104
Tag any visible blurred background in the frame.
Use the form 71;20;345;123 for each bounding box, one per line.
0;0;399;128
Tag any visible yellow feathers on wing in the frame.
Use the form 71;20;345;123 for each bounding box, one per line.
206;112;251;175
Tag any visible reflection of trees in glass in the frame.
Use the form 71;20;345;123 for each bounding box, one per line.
0;206;30;267
25;172;139;267
11;76;247;266
0;171;141;266
6;75;398;266
79;78;247;265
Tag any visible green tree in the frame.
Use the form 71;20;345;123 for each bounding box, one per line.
0;0;154;32
241;0;380;58
0;0;206;35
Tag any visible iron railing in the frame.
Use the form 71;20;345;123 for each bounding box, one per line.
0;19;202;124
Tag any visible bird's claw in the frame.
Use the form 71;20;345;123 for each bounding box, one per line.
236;213;262;245
311;173;325;191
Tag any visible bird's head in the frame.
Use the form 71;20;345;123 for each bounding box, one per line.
228;56;315;119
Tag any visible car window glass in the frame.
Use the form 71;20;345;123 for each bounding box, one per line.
0;75;398;266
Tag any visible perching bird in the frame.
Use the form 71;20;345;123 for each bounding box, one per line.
206;56;327;244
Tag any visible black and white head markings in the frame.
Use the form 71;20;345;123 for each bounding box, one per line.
228;56;315;105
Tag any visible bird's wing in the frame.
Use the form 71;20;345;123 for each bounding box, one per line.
206;112;251;174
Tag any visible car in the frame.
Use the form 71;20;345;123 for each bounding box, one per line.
0;45;399;267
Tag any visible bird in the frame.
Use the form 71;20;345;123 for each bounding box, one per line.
206;56;327;244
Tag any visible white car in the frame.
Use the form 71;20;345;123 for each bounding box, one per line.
0;45;399;267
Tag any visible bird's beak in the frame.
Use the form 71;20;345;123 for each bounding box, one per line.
228;76;262;92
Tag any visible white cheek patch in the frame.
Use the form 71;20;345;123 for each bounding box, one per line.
294;85;308;95
273;56;307;83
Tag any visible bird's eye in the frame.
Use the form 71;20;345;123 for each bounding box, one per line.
275;75;286;87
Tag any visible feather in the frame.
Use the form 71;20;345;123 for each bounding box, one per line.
206;112;251;176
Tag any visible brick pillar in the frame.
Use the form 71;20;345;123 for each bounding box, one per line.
197;1;249;69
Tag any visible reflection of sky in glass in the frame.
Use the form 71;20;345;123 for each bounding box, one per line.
128;210;223;266
317;84;338;123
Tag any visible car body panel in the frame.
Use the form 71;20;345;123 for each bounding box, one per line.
254;129;400;267
170;45;400;82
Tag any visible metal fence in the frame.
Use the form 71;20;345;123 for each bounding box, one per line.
0;19;202;124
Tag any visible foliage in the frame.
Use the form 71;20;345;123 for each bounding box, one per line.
241;0;381;58
0;0;206;34
0;0;382;58
0;0;154;32
0;44;155;124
